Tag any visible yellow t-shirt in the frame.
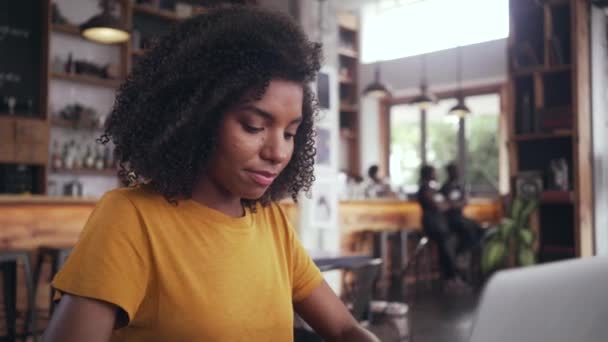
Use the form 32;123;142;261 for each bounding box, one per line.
52;186;323;342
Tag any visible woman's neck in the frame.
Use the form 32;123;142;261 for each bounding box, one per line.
190;177;244;218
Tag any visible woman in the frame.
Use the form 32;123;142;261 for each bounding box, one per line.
44;6;377;342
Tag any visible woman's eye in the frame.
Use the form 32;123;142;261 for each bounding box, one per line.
242;124;263;133
284;132;296;140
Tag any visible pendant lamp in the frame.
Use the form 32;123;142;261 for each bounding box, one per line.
363;63;391;98
410;54;436;109
449;46;471;117
80;0;130;44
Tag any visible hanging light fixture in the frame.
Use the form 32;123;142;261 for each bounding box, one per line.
363;63;391;98
80;0;130;44
449;46;471;117
410;53;436;109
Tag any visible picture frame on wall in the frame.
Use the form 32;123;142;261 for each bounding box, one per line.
317;71;330;110
315;126;331;167
310;178;337;229
314;65;337;126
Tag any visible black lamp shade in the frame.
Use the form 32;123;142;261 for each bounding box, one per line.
363;81;391;98
410;93;435;109
80;12;130;44
448;98;471;117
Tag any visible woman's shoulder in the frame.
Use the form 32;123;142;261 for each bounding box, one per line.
256;201;295;230
102;185;163;204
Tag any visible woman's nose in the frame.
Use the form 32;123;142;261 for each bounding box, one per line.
260;131;290;164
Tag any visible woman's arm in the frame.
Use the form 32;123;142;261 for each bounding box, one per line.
43;294;120;342
294;281;380;342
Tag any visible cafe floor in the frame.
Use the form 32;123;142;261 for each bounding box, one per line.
369;291;480;342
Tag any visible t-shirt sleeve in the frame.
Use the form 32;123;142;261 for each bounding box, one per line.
51;190;150;323
275;204;324;302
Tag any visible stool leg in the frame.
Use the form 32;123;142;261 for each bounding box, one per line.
399;232;409;300
49;255;61;315
426;245;433;291
32;251;44;300
3;261;17;342
21;255;38;342
21;255;37;342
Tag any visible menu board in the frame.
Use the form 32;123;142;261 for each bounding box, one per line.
0;1;44;117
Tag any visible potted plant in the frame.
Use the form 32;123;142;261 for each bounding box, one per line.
481;197;538;274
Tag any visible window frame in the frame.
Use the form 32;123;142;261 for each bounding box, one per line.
380;83;506;198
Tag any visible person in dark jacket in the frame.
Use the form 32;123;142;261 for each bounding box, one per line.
417;165;463;286
440;163;482;255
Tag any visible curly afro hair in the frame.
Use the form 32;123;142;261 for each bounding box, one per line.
99;5;322;207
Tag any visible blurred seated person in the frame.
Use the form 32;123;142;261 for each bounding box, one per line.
417;165;466;288
364;165;394;198
440;163;482;254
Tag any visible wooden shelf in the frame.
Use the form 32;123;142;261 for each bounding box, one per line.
131;49;147;57
133;4;180;21
338;48;358;59
541;191;574;204
51;72;122;89
340;104;359;112
339;76;354;85
513;64;572;77
513;131;573;141
51;23;80;37
339;24;357;33
50;117;102;131
545;0;570;6
50;169;117;177
339;128;358;140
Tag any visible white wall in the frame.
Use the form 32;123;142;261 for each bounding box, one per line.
359;39;508;174
297;0;341;255
591;6;608;256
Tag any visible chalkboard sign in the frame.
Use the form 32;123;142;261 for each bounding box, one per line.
0;1;44;117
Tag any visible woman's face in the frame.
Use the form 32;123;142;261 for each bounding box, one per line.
204;79;303;200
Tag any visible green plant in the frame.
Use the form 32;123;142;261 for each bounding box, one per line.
481;197;538;274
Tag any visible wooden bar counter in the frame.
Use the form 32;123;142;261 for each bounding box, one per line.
339;198;503;234
0;195;502;251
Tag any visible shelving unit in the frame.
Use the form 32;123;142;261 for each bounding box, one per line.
337;11;361;176
51;23;80;36
133;4;182;21
50;169;116;177
507;0;592;260
51;71;122;88
44;0;132;197
513;130;573;141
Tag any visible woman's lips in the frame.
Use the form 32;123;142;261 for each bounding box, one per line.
245;170;277;186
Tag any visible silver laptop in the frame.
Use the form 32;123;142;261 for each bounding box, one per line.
470;257;608;342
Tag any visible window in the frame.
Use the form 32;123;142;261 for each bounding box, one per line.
464;94;501;195
389;93;501;196
389;104;421;194
426;98;459;170
361;0;509;63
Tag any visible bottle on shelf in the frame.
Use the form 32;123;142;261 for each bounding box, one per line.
51;140;63;171
83;145;95;169
74;144;83;169
65;52;74;74
63;140;76;170
95;145;105;170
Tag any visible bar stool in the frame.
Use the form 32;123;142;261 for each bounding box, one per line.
29;245;72;333
0;250;36;342
396;230;441;297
